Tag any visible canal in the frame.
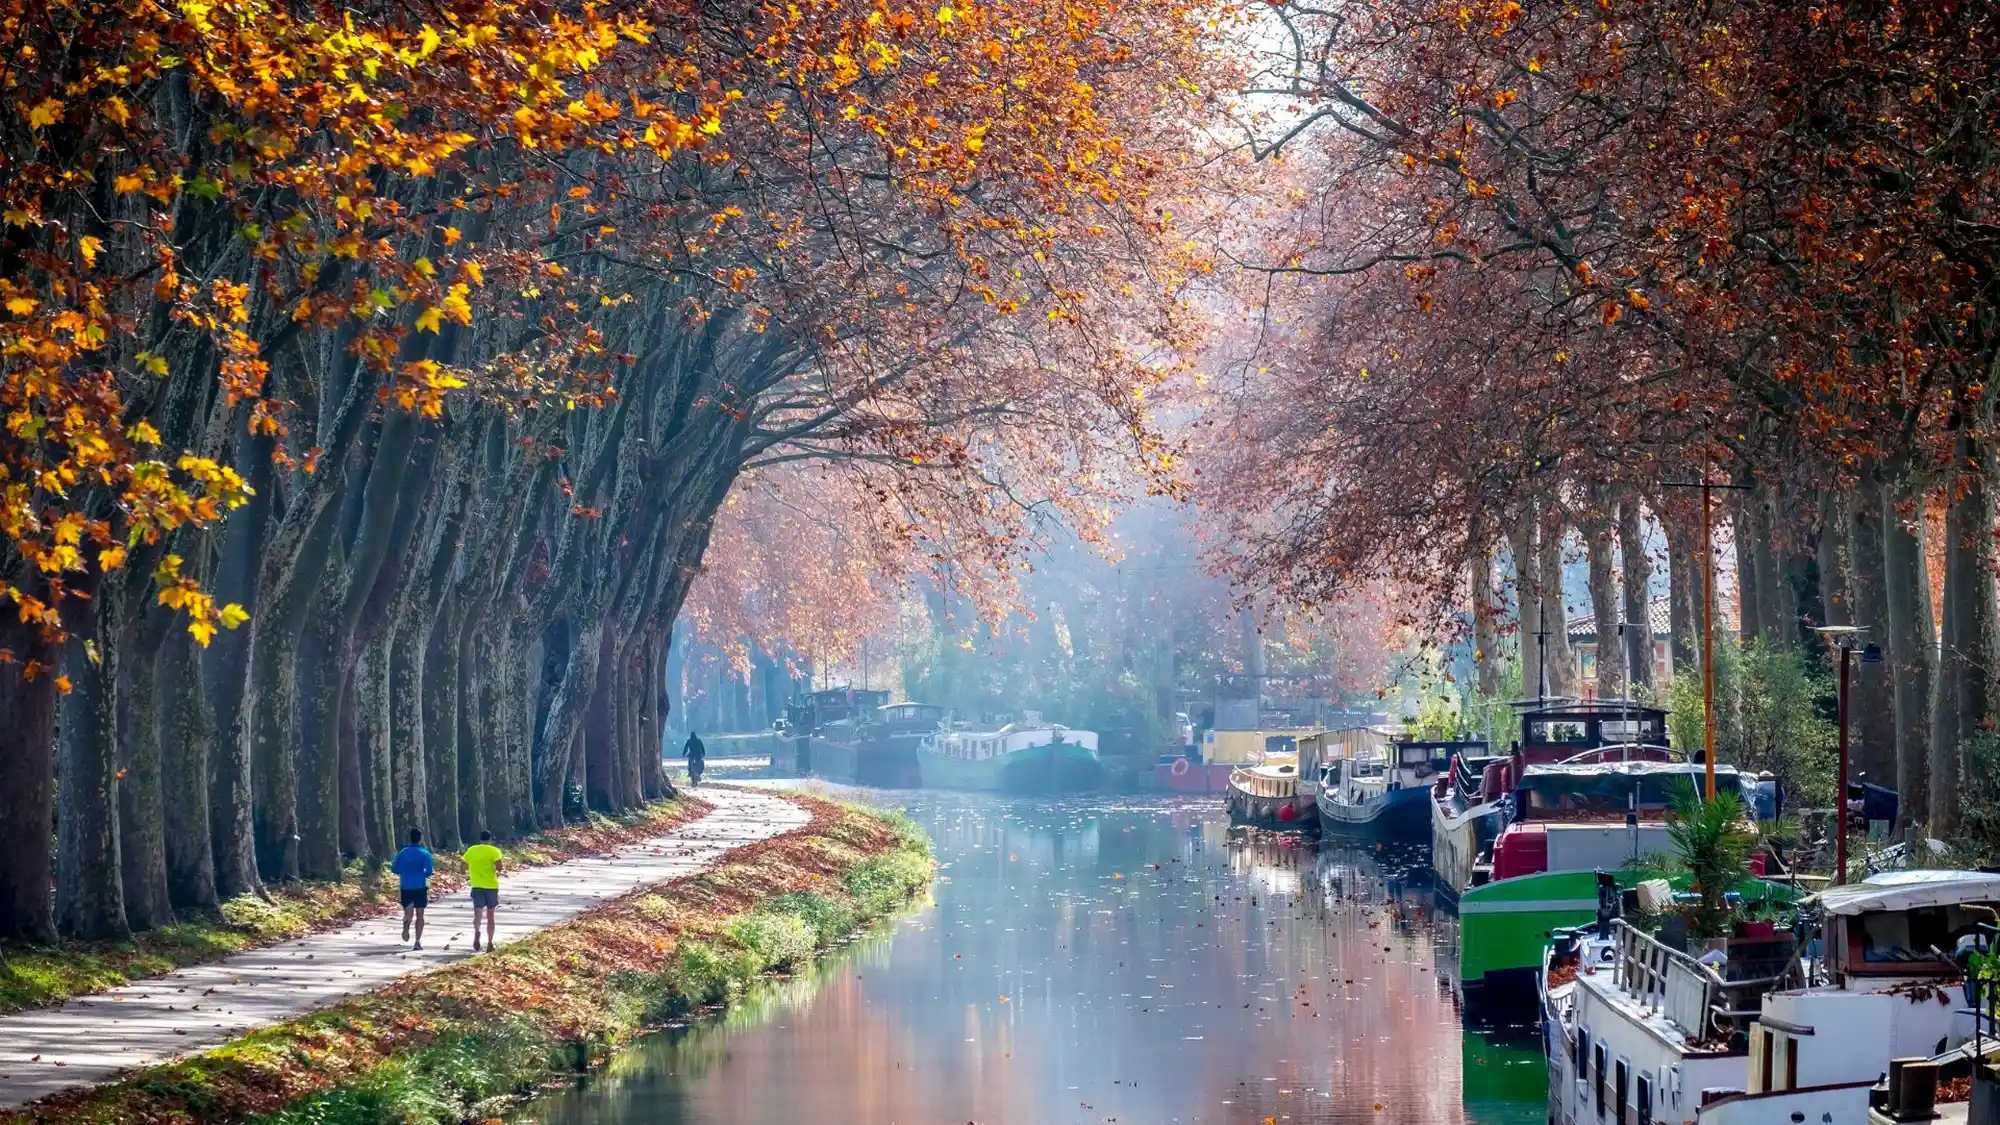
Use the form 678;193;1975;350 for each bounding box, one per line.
523;792;1547;1125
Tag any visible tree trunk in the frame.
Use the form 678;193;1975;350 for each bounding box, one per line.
1664;509;1699;680
293;585;350;880
161;629;219;911
389;617;430;842
1508;506;1544;697
1848;473;1897;799
1617;495;1657;697
1736;502;1765;646
1470;542;1504;697
1886;477;1938;830
584;624;619;812
421;610;462;851
58;577;130;941
0;616;59;942
536;617;605;828
1933;432;1999;839
118;650;174;932
336;673;366;862
471;622;515;837
1817;490;1852;631
352;623;396;860
1538;507;1579;697
1583;497;1623;699
207;437;271;900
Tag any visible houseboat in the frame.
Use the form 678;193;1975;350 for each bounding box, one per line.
1225;747;1319;832
1433;698;1678;904
804;698;944;788
1158;724;1334;794
1320;736;1483;844
917;715;1102;793
1455;759;1767;1025
1544;869;2000;1125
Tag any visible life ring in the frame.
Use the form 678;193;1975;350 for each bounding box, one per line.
1171;757;1190;777
1277;803;1297;822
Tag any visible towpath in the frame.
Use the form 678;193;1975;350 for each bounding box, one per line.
0;786;810;1109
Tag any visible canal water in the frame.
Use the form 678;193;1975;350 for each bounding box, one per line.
522;792;1547;1125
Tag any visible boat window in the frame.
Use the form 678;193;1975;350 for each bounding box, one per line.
1784;1036;1798;1091
1855;906;1975;968
1635;1074;1653;1125
1599;718;1661;743
1593;1042;1607;1118
1574;1028;1589;1080
1531;719;1591;744
1614;1059;1628;1122
1264;735;1297;755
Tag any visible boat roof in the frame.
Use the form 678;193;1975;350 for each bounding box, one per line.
1520;760;1735;781
1814;869;2000;916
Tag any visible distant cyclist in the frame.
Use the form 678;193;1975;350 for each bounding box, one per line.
683;730;707;786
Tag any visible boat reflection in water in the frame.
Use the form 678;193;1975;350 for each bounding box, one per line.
523;792;1544;1125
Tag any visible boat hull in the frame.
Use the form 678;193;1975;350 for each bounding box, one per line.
1154;759;1233;793
1317;784;1431;843
1456;870;1602;1026
918;742;1103;793
801;738;920;788
1225;787;1318;832
1431;798;1505;907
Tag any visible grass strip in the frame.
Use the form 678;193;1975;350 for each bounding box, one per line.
2;795;931;1125
0;795;711;1017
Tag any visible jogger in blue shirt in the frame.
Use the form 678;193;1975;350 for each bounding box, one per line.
390;828;435;950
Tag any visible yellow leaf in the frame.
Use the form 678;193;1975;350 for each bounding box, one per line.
128;420;160;443
54;674;71;695
415;306;443;333
98;545;127;571
114;173;144;194
79;235;102;266
442;226;462;246
418;24;442;56
28;97;62;128
5;296;36;316
219;603;250;629
103;97;131;126
188;619;216;647
937;4;955;20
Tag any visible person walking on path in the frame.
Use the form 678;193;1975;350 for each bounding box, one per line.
391;828;434;950
463;831;504;952
683;729;707;786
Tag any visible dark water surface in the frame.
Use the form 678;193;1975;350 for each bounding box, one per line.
522;791;1545;1125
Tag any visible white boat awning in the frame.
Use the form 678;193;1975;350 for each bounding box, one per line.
1813;869;2000;916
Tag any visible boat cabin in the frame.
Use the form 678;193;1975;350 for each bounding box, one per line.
784;687;891;731
1492;762;1749;882
875;702;948;730
1512;698;1671;762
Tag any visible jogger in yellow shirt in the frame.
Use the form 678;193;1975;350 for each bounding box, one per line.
462;831;504;952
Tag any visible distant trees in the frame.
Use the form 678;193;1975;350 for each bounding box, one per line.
1209;0;2000;843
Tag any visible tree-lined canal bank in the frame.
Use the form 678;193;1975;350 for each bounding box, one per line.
525;791;1543;1125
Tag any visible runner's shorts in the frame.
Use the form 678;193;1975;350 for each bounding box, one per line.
399;887;428;909
471;887;499;908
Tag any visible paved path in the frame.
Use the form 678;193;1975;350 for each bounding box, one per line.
0;787;809;1109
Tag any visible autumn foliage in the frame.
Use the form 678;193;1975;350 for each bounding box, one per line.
0;0;1233;942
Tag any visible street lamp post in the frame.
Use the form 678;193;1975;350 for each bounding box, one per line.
1813;625;1883;886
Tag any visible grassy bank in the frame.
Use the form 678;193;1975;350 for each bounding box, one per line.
0;796;711;1016
3;795;931;1125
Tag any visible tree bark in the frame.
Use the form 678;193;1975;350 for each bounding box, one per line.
0;615;60;942
1736;502;1765;646
1617;494;1657;697
388;616;431;842
58;575;129;941
1848;473;1897;798
1664;508;1699;680
1539;505;1579;697
1932;431;1999;839
421;609;462;850
1469;541;1504;697
1583;495;1623;699
352;622;396;860
118;647;174;932
1508;505;1544;697
1886;477;1938;830
161;629;219;911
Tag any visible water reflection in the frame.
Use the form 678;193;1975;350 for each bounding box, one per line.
522;793;1543;1125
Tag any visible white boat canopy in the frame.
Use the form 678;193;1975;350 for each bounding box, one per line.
1814;869;2000;916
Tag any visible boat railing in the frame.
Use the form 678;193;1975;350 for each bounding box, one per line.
1612;920;1801;1044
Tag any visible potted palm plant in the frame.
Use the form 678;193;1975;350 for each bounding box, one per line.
1666;782;1758;941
